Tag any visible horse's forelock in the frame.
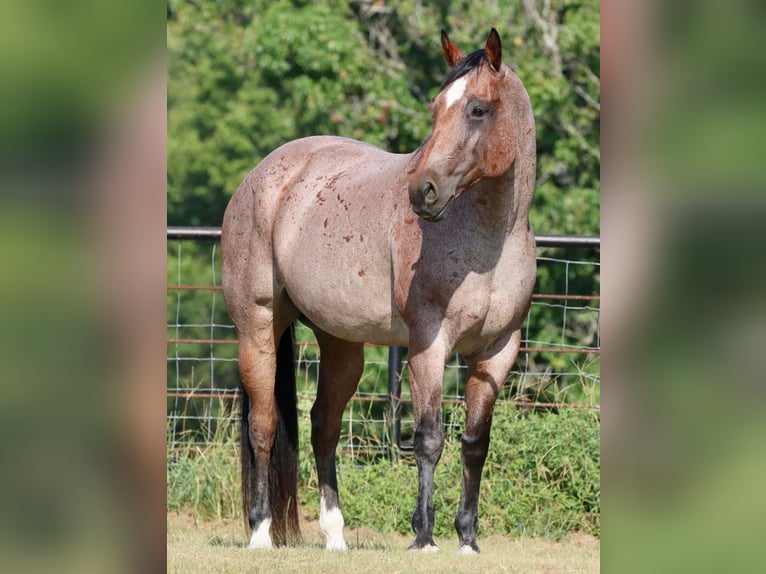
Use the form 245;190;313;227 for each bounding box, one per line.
439;49;491;92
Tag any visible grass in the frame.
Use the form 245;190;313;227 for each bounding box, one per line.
168;397;600;540
335;405;600;539
167;511;599;574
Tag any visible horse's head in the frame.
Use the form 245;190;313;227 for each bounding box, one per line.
409;28;519;222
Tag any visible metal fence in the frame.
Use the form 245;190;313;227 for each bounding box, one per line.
167;227;600;456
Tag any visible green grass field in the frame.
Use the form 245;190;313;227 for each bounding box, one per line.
168;511;599;574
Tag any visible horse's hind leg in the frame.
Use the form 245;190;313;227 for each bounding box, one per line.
310;330;364;550
237;317;281;549
236;303;298;549
456;329;521;554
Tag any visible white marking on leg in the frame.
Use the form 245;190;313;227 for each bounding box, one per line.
444;76;468;110
248;518;273;549
418;544;440;554
320;495;347;551
458;545;478;555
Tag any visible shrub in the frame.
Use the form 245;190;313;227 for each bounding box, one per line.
167;401;600;539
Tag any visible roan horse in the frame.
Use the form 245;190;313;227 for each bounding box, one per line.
221;28;536;554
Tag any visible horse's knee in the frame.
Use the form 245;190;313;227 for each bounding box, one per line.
413;421;445;464
461;431;490;467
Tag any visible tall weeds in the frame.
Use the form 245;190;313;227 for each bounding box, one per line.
167;399;600;538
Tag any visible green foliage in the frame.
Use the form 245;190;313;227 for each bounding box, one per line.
168;0;430;226
167;2;600;365
335;403;600;539
166;0;600;542
168;400;600;538
167;417;241;520
168;0;599;233
480;405;600;537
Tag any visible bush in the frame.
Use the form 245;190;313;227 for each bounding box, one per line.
167;400;600;539
167;420;241;520
332;403;599;539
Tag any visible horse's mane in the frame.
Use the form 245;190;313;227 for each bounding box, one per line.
440;49;490;91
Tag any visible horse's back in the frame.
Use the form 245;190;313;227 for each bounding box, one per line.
223;136;415;344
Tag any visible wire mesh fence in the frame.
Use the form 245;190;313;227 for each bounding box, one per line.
167;228;600;456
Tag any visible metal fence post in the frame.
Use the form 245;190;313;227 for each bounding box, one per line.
387;346;404;459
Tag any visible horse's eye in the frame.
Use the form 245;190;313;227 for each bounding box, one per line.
470;105;488;119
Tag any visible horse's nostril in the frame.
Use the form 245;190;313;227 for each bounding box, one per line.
422;181;438;205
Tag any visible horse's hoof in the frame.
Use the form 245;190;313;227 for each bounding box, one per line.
408;542;439;553
325;540;348;551
458;544;480;555
248;519;273;549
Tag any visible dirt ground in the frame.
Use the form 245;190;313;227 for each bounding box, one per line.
168;512;600;573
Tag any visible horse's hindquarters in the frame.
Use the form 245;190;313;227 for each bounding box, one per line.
266;139;416;346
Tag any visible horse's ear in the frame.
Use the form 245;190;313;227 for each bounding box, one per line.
485;28;502;72
441;29;465;68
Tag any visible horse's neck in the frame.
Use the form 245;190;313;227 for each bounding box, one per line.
471;168;529;237
405;144;427;175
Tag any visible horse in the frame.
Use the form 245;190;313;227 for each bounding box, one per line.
221;28;536;554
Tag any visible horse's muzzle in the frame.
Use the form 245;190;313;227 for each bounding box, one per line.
408;179;453;222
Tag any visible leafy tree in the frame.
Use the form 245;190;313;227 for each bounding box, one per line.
167;0;600;413
168;0;599;233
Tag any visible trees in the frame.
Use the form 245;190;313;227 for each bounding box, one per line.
167;1;600;408
168;0;599;234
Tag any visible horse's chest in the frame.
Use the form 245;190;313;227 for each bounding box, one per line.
451;275;518;335
482;281;526;335
435;250;535;353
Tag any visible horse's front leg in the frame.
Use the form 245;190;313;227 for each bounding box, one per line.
456;329;521;554
406;333;448;552
310;331;364;551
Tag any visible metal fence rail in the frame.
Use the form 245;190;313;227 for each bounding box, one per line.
167;227;600;454
167;225;601;248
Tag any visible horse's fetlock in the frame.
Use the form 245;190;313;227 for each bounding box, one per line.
249;505;270;530
454;509;478;536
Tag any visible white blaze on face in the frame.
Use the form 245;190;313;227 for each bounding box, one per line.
444;76;468;110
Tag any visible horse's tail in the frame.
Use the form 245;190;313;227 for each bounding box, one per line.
240;325;301;546
270;325;301;545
